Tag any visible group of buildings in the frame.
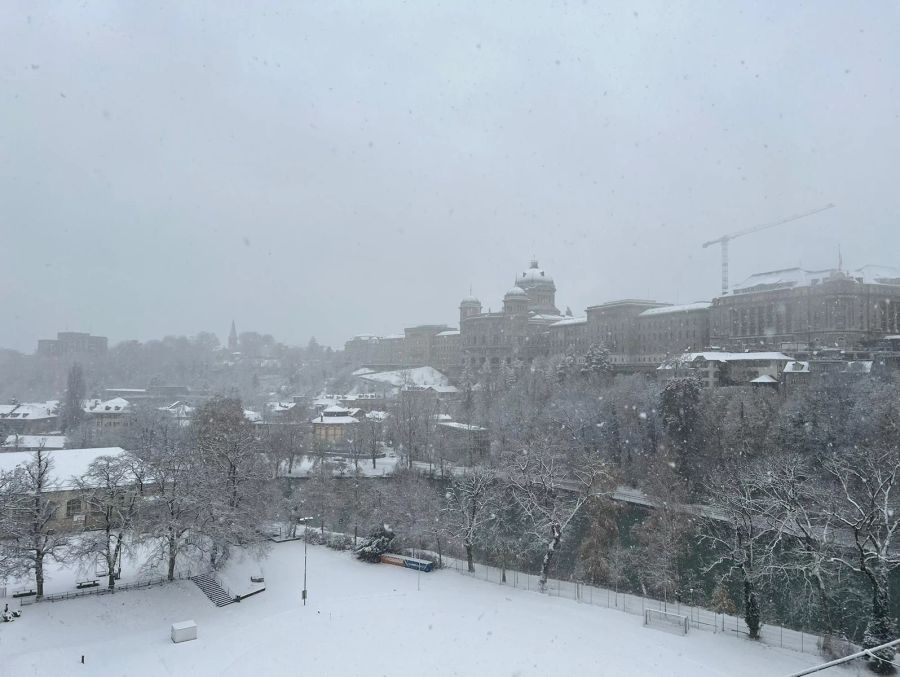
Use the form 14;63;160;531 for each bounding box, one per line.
345;259;900;376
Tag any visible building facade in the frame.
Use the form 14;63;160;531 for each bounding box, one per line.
710;267;900;351
343;261;900;373
37;332;108;357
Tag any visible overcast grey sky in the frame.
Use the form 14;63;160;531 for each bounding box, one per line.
2;1;898;352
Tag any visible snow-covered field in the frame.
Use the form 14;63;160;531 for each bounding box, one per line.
2;543;853;676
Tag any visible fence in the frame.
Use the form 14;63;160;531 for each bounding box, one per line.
428;552;830;658
37;572;194;603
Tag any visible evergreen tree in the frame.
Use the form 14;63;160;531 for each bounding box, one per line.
61;363;86;432
354;525;395;563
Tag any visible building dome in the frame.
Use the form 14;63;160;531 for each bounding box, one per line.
460;296;482;306
504;287;528;300
517;259;555;288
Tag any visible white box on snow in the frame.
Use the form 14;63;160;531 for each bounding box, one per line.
171;620;197;643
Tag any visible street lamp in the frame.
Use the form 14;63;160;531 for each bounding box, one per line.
297;516;312;606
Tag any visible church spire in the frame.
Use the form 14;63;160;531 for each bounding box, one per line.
228;320;238;351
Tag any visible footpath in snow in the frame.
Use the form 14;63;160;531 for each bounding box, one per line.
1;542;854;677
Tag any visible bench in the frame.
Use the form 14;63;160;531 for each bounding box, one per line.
12;589;36;598
76;580;99;589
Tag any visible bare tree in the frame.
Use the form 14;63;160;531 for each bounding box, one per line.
0;446;69;598
700;461;776;640
506;432;612;592
821;446;900;673
755;454;841;646
192;397;274;567
136;436;200;581
631;462;696;605
446;467;496;572
71;454;145;589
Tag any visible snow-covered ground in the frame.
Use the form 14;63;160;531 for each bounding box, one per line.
2;543;853;676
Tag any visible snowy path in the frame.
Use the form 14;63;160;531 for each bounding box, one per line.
1;543;854;676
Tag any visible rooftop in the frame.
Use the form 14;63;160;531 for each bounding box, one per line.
639;302;711;317
0;447;126;490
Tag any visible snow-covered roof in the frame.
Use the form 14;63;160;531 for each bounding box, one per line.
436;330;460;337
351;367;376;376
639;302;711;317
437;421;487;432
550;316;587;327
358;366;452;389
750;375;779;384
0;401;58;420
84;397;131;414
244;410;262;423
365;410;389;421
732;266;900;294
0;447;126;490
311;415;358;425
660;351;793;369
2;435;67;450
267;401;296;413
783;361;810;373
323;404;351;414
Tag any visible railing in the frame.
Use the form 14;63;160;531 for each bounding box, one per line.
40;572;194;603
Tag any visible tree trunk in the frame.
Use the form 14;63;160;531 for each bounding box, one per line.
864;568;897;673
167;534;177;581
743;577;760;640
539;523;562;592
465;541;474;573
813;571;835;651
35;551;45;599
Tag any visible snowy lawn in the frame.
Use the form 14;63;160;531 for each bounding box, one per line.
2;542;854;676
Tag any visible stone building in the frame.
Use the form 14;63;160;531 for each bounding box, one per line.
459;260;568;369
585;300;666;365
710;266;900;351
636;302;712;365
343;260;900;374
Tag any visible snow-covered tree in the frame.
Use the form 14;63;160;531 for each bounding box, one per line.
354;525;395;563
71;453;145;589
506;431;613;592
700;461;774;640
821;446;900;673
660;376;703;476
136;435;201;581
581;343;612;383
445;467;496;572
192;397;274;567
0;447;69;598
631;462;695;604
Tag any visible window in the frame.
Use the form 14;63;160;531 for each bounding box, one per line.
66;498;82;517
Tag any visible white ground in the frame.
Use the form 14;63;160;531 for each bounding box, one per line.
1;543;854;677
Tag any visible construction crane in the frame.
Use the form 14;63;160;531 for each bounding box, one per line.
702;203;835;296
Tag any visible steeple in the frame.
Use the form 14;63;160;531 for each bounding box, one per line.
228;320;238;351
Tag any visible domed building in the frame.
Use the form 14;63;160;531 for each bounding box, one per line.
515;259;559;315
458;259;568;369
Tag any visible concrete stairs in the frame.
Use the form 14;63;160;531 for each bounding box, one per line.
190;573;236;607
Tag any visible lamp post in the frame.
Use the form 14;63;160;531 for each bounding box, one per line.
298;516;312;606
689;588;695;628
